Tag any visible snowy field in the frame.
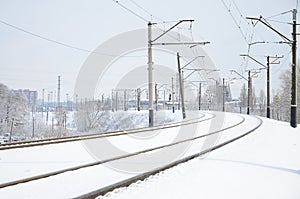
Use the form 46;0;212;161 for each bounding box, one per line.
0;111;299;198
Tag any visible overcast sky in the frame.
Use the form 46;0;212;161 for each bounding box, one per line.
0;0;297;100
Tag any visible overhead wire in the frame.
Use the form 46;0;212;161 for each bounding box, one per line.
265;10;294;25
112;0;191;45
221;0;259;73
111;0;148;22
127;0;164;23
221;0;250;45
122;0;199;47
265;10;293;19
0;19;147;58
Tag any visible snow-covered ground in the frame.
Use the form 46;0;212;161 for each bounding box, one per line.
98;117;300;199
0;111;299;198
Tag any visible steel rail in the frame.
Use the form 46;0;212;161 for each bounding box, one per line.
0;112;211;150
0;113;249;190
77;115;262;199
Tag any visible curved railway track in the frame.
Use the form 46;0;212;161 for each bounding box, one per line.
78;115;263;199
0;113;262;193
0;112;210;151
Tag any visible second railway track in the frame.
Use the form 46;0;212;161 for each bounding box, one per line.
0;112;211;151
0;112;262;192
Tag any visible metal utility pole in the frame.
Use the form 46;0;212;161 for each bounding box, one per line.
155;83;158;111
177;52;186;119
266;56;282;118
46;93;49;125
147;20;209;126
247;71;252;115
199;82;202;110
147;22;154;126
9;118;14;142
246;10;297;127
32;117;35;138
266;56;271;118
231;70;252;115
240;54;282;118
163;90;166;110
57;76;61;108
291;9;297;128
137;88;141;111
42;88;44;120
223;78;225;112
172;77;175;113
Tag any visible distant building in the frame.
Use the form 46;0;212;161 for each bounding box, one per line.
12;89;38;110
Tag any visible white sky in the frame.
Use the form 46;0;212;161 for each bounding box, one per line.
0;0;297;100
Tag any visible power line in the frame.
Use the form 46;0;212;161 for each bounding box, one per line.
221;0;251;44
265;10;293;19
113;0;196;46
112;0;148;22
127;0;164;22
0;19;147;58
265;19;292;25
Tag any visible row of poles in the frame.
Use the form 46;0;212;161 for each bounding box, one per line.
147;9;298;127
246;9;298;128
147;20;210;126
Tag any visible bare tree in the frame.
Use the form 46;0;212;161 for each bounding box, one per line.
277;65;300;123
239;83;247;112
74;100;105;132
258;89;266;116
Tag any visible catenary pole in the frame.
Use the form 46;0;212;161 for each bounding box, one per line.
267;56;271;118
291;9;297;128
177;53;186;119
147;22;154;126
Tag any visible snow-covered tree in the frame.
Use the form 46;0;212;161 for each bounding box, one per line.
272;92;281;120
258;89;266;116
251;87;257;111
74;100;105;132
239;83;247;108
0;83;29;136
276;65;300;123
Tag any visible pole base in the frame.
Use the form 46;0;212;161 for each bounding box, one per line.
290;106;297;128
149;109;154;127
267;107;270;119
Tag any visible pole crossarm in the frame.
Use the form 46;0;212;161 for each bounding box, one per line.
147;19;210;126
230;70;248;81
250;70;261;78
152;42;210;46
249;41;266;46
246;17;292;42
181;55;205;69
183;69;219;80
151;19;194;43
240;54;266;68
269;55;284;64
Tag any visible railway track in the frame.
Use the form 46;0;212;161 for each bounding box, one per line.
0;113;262;194
78;115;263;199
0;112;210;151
